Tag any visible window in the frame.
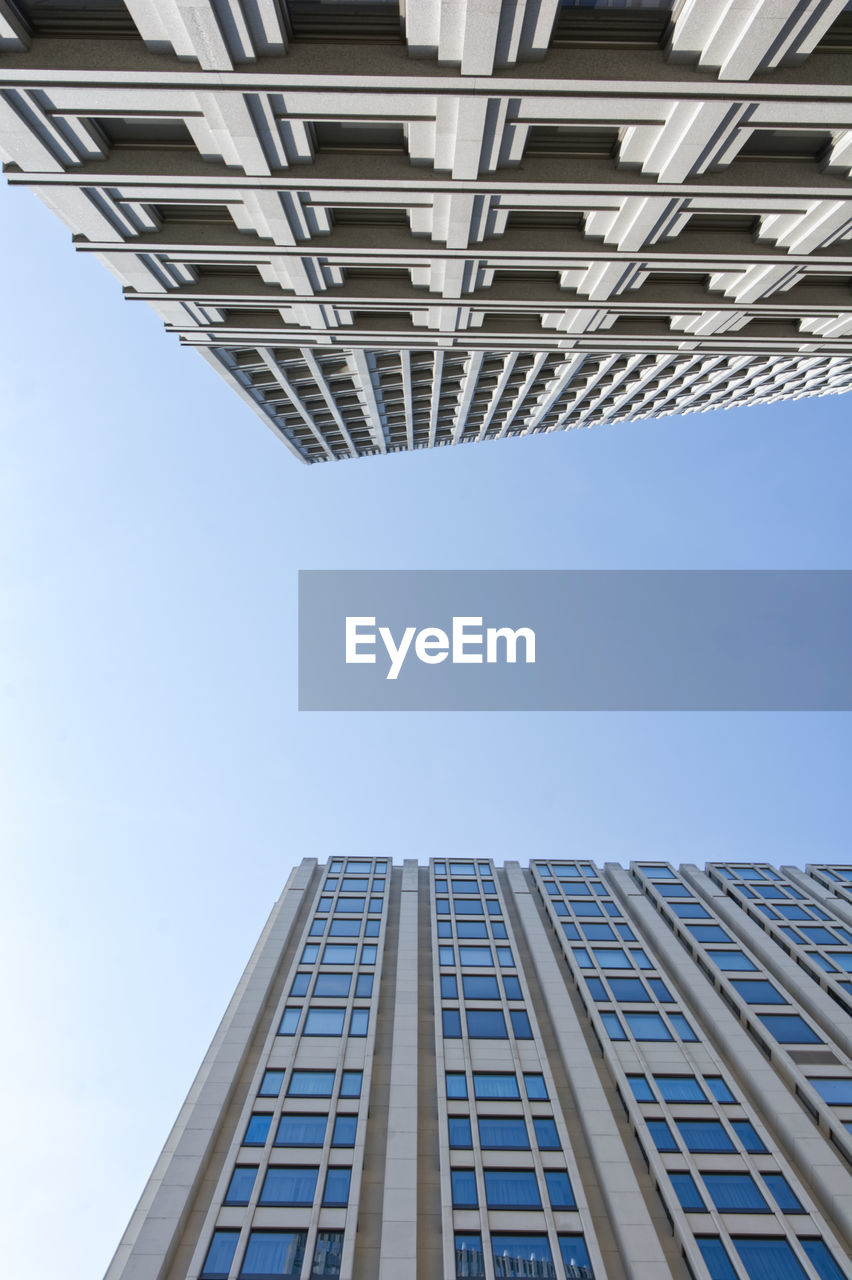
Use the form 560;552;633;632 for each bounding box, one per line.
288;1071;335;1098
730;980;786;1004
329;920;360;938
340;877;368;891
332;1115;357;1146
349;1008;369;1036
731;1121;767;1153
658;883;691;897
360;945;377;965
311;1230;343;1278
763;1173;804;1212
239;1230;307;1277
443;1009;462;1037
458;922;489;939
562;923;581;941
304;1008;346;1036
437;922;452;938
677;1120;735;1152
545;1170;575;1209
689;926;732;943
290;973;310;996
705;1077;736;1104
310;919;326;937
708;950;757;971
449;1116;472;1148
455;899;484;916
452;879;478;893
572;901;604;917
259;1070;284;1097
524;1073;548;1100
647;1120;678;1152
574;948;593;968
696;1238;737;1280
302;944;320;964
533;1117;560;1149
503;976;523;999
243;1114;272;1145
459;946;492;965
702;1173;768;1212
608;977;649;1001
802;927;838;944
648;979;674;1003
441;974;459;999
466;1008;508;1038
478;1117;529;1149
439;946;454;965
808;1077;852;1104
451;1168;478;1207
627;1075;654;1102
625;1012;672;1041
655;1076;705;1103
455;1233;483;1277
558;1235;594;1279
225;1166;257;1205
278;1008;301;1035
510;1010;533;1039
322;944;357;965
314;973;351;997
446;1072;468;1099
732;1238;808;1280
492;922;509;939
671;903;711;919
601;1011;627;1040
462;974;499;999
355;972;373;997
323;1167;351;1206
336;896;365;913
275;1114;327;1147
582;923;616;941
586;977;607;1001
631;949;653;970
800;1240;846;1280
758;1013;821;1044
671;1172;705;1211
259;1166;319;1205
474;1073;519;1099
340;1070;362;1097
669;1013;698;1041
484;1169;542;1208
201;1230;239;1278
593;947;631;968
617;923;638;940
450;862;475;875
497;948;515;967
492;1235;553;1277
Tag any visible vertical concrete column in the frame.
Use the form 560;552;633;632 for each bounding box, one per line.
378;859;419;1279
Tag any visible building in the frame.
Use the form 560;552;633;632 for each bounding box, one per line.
3;1;852;461
104;856;852;1280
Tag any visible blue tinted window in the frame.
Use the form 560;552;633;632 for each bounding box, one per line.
492;1235;553;1275
278;1007;301;1036
434;879;448;893
510;1010;533;1039
808;1077;852;1104
474;1073;519;1099
340;1071;362;1097
730;979;786;1004
810;952;838;972
562;923;581;941
259;1166;318;1205
323;1167;351;1206
314;972;351;997
360;945;377;964
441;974;459;999
533;1118;560;1149
677;1120;734;1152
572;901;604;917
705;1076;736;1103
288;1070;334;1097
545;1170;575;1208
201;1230;239;1277
355;972;373;997
777;905;810;921
703;1173;767;1212
647;1120;677;1151
609;977;649;1002
524;1073;548;1100
349;1008;369;1036
455;898;483;915
486;899;502;916
695;1239;737;1280
593;948;631;969
670;1172;704;1211
655;1076;704;1102
631;949;652;970
225;1167;257;1205
733;1239;807;1280
730;1120;767;1152
758;1013;821;1043
451;1169;478;1207
625;1012;671;1041
582;923;616;941
491;921;509;939
309;919;326;937
643;865;675;877
289;973;310;997
708;950;757;971
243;1114;272;1145
259;1070;284;1097
503;976;523;999
336;897;364;913
364;919;380;937
658;883;691;898
312;1231;343;1277
459;945;491;965
484;1170;541;1209
455;1235;483;1276
448;1116;472;1148
304;1008;346;1036
627;1075;653;1101
670;902;709;919
689;926;731;943
648;978;674;1003
442;1008;462;1038
437;920;452;938
457;921;489;938
573;947;593;968
601;1011;626;1040
467;1008;508;1038
301;944;319;964
450;862;475;875
369;897;383;913
586;977;607;1001
800;1240;846;1280
669;1013;698;1041
566;883;591;896
558;1236;593;1279
446;1073;468;1098
617;923;638;940
322;944;357;965
340;877;368;891
331;1115;357;1147
802;927;837;944
275;1114;326;1147
604;902;621;917
462;974;499;999
763;1173;804;1212
439;946;454;965
478;1117;529;1149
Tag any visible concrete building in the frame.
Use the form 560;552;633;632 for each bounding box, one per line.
3;1;852;460
104;856;852;1280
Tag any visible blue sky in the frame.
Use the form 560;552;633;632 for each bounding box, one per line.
2;179;851;1280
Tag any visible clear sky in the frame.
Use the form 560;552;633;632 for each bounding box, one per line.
1;178;851;1280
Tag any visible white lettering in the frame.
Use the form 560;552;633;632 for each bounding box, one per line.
452;616;484;664
379;625;416;681
415;628;449;664
346;617;376;663
486;626;536;664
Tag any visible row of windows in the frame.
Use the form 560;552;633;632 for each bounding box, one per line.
545;881;609;899
308;917;381;938
277;1006;370;1037
456;1232;592;1280
447;1071;548;1101
585;974;672;1003
290;971;373;998
602;1009;698;1043
437;921;510;941
442;1008;533;1039
648;1117;768;1155
202;1228;339;1279
300;943;377;966
697;1234;844;1280
438;943;515;965
244;1112;357;1149
572;944;652;969
315;895;383;914
323;875;384;893
670;1169;804;1215
451;1167;574;1211
627;1073;737;1105
449;1115;561;1151
441;974;523;1000
715;866;783;883
435;877;497;894
559;900;622;919
248;1068;363;1111
558;919;636;940
436;898;503;917
434;861;493;877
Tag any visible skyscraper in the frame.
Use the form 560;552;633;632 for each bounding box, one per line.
105;856;852;1280
3;1;852;461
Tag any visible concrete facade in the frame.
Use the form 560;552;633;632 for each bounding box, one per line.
104;856;852;1280
3;1;852;460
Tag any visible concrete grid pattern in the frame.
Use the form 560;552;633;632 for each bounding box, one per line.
3;1;852;459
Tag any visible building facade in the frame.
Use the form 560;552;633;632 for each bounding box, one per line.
3;1;852;460
105;856;852;1280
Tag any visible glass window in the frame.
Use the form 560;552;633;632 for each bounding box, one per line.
462;974;500;999
586;977;607;1001
310;919;326;937
658;883;691;898
608;977;649;1002
243;1114;272;1145
369;897;383;914
439;946;454;966
708;950;757;971
648;978;674;1003
510;1010;533;1039
434;862;447;874
644;865;675;877
617;923;638;940
677;1120;735;1152
275;1114;327;1147
304;1008;346;1036
437;921;452;938
354;972;373;998
689;926;732;943
593;948;631;968
601;1011;627;1040
730;1121;767;1152
259;1070;285;1097
703;1173;768;1213
459;946;492;965
669;1012;698;1041
349;1008;369;1036
290;973;310;997
450;862;476;875
360;945;377;965
696;1238;737;1280
340;1071;362;1097
545;1170;575;1208
802;927;838;944
446;1072;468;1099
340;877;368;891
566;883;592;896
466;1008;508;1038
478;1116;530;1149
322;944;357;965
311;1231;343;1278
451;1169;478;1207
631;949;652;970
484;1170;541;1209
201;1230;239;1278
573;948;593;968
224;1167;257;1205
301;944;320;965
625;1012;671;1041
278;1008;301;1036
800;1240;846;1280
777;905;810;921
533;1117;560;1149
259;1166;319;1205
457;922;489;939
654;1076;705;1103
497;948;515;967
558;1236;593;1279
758;1013;821;1043
647;1120;678;1151
670;1171;705;1211
582;923;616;941
763;1173;804;1213
346;861;371;872
523;1073;547;1100
331;1115;357;1147
240;1231;307;1277
810;953;838;972
572;901;604;917
808;1077;852;1104
336;897;364;913
474;1073;519;1099
730;979;786;1004
323;1167;351;1206
318;898;332;912
627;1075;653;1102
451;879;478;892
491;1235;553;1278
441;974;459;999
491;921;509;939
455;1234;483;1278
314;973;351;997
435;879;448;894
671;903;711;919
443;1008;462;1038
329;919;361;938
288;1070;334;1098
705;1077;736;1104
449;1116;473;1148
455;898;484;916
561;923;580;941
733;1238;808;1280
503;976;523;1000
